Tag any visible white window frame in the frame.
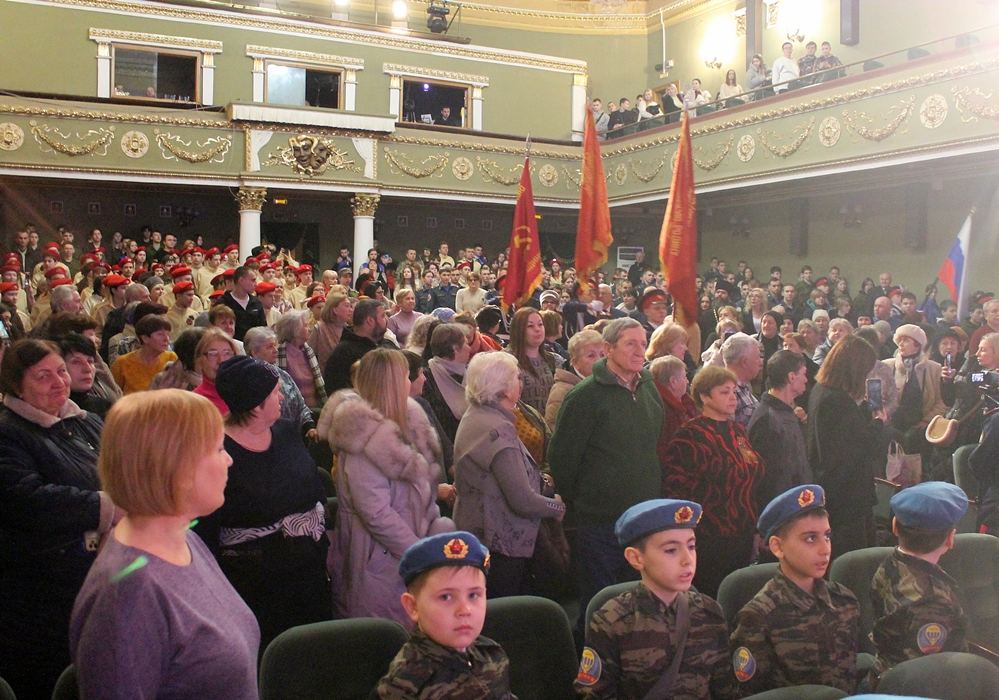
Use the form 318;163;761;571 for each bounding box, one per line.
383;63;488;131
89;28;222;105
246;46;364;111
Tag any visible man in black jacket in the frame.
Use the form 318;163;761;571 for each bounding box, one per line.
323;299;390;392
220;266;266;341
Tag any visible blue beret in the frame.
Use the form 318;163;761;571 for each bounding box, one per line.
615;499;702;546
758;484;827;541
891;482;968;531
398;531;490;585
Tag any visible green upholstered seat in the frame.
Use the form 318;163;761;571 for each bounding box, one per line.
50;665;78;700
716;563;780;626
876;651;999;699
741;685;848;699
829;546;894;654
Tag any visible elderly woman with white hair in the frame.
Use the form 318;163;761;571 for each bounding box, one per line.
274;310;327;410
244;326;317;440
887;323;946;467
544;329;603;431
453;351;565;598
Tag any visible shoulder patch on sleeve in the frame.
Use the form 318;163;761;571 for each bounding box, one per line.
917;623;948;654
576;647;602;686
733;647;756;682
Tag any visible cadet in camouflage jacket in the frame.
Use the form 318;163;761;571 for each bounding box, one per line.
869;548;969;688
729;569;860;696
372;630;515;700
575;582;736;700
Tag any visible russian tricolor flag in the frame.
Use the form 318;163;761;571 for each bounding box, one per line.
937;214;971;317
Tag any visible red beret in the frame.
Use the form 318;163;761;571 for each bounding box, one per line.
172;280;195;294
49;278;74;288
306;295;325;309
94;262;110;272
42;248;60;260
170;266;192;279
44;266;66;279
2;263;21;275
255;282;277;295
2;252;18;261
640;289;668;311
244;257;260;266
297;264;313;276
0;282;19;293
223;244;239;255
102;274;129;288
205;247;220;257
209;290;225;299
93;247;105;253
222;269;235;278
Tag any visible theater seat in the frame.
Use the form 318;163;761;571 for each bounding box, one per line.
585;582;641;626
258;618;409;700
940;534;999;650
953;445;977;496
716;563;779;626
50;665;78;700
0;675;15;700
875;652;999;700
829;546;893;654
481;596;577;700
742;685;848;699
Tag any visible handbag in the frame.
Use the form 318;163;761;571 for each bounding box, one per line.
528;474;572;600
886;440;922;489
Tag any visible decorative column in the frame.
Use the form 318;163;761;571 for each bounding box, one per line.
471;86;484;131
571;73;588;142
96;43;111;98
345;69;357;111
351;194;380;279
252;58;265;102
201;53;215;105
388;75;402;119
236;187;267;261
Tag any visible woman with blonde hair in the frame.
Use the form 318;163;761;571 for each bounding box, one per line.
319;348;453;627
192;328;238;415
70;390;259;700
308;293;352;368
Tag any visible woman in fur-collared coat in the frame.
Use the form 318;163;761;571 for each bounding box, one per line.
318;349;453;627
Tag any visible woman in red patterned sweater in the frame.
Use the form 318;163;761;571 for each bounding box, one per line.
661;364;764;598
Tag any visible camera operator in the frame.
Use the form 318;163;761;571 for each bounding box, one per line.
969;332;999;533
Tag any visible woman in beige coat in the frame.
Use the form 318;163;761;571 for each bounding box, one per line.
887;323;946;468
544;329;603;431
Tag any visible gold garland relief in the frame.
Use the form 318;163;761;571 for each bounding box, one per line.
693;136;734;171
154;130;231;163
263;134;359;177
476;157;530;186
561;166;581;190
843;96;916;142
538;163;559;188
30;121;114;156
629;151;668;183
120;130;149;158
757;116;816;158
383;148;449;179
451;156;473;181
952;86;999;122
819;117;841;147
0;122;24;151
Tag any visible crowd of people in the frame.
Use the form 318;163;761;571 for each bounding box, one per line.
593;40;846;139
2;221;998;699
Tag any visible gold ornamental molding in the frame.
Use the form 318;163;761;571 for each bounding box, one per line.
154;130;232;163
383;64;489;87
629;150;669;183
88;28;222;53
953;86;999;122
351;194;380;217
263;135;361;177
383;148;449;178
693;136;734;171
32;0;585;74
30;121;115;156
843;96;916;143
602;56;999;157
386;133;576;161
476;156;531;186
236;187;267;211
0;103;229;128
245;45;364;70
757;117;815;158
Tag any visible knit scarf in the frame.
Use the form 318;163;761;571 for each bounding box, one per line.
428;357;468;420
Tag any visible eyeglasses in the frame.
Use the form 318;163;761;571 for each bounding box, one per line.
204;349;234;361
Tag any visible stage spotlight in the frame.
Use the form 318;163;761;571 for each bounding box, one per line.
426;0;451;33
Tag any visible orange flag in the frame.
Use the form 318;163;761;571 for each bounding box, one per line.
660;112;698;326
575;108;613;292
503;156;543;311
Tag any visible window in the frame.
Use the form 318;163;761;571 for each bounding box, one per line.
265;63;342;109
401;79;468;128
113;47;199;102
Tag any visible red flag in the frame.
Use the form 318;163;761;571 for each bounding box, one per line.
575;108;613;292
660;112;698;327
503;157;543;311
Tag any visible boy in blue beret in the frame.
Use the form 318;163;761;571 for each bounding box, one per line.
575;499;736;700
730;484;860;696
372;531;514;700
868;482;971;689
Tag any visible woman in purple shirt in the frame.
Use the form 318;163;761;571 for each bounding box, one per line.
71;390;260;700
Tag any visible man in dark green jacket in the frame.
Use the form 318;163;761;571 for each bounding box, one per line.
549;317;664;644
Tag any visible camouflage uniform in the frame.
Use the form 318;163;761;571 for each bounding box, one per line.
869;548;969;687
729;568;859;696
576;582;736;700
372;631;515;700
